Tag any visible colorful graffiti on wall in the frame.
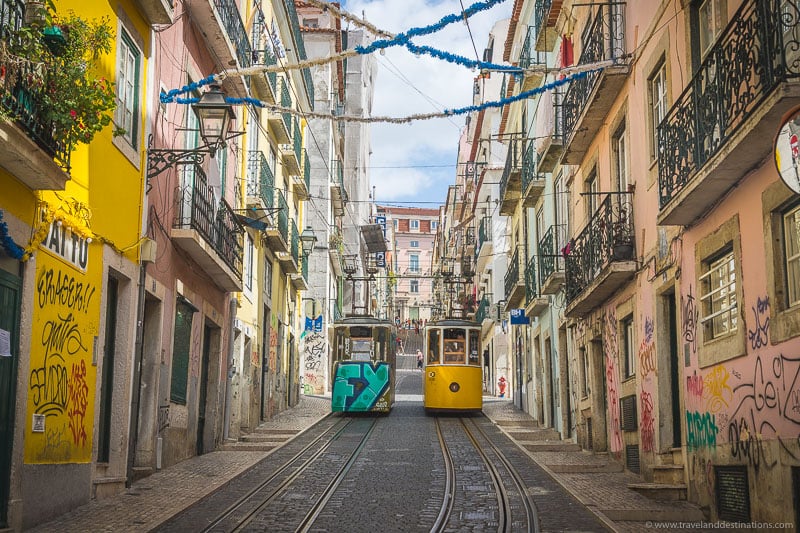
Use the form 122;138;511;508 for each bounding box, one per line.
603;307;623;455
26;248;100;463
302;332;326;395
331;361;392;413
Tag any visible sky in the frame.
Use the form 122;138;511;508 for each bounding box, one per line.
340;0;513;206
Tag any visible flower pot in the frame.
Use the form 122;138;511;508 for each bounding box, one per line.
612;243;633;261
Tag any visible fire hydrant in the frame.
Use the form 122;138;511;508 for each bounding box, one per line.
497;376;507;398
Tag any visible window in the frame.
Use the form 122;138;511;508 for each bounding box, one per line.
244;235;254;292
585;171;598;219
170;298;195;404
410;240;419;248
700;248;737;340
115;30;140;147
697;0;725;59
431;221;438;230
613;124;628;193
622;316;635;377
580;347;590;397
649;62;668;160
410;280;419;293
410;219;420;230
409;254;420;273
785;204;800;307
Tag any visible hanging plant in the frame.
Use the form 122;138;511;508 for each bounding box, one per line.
0;7;120;151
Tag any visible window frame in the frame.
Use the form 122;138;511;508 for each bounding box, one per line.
409;253;420;273
410;279;419;293
783;202;800;307
410;219;420;231
699;248;737;341
622;315;635;378
648;60;668;162
115;28;140;149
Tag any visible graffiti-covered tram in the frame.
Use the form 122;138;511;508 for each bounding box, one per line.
423;319;483;411
330;316;396;413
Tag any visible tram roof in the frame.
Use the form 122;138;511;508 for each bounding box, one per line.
426;319;480;327
334;316;393;326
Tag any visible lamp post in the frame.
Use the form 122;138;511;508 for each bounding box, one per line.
146;84;235;187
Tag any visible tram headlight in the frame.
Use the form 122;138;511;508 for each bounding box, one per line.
428;371;435;379
449;382;460;393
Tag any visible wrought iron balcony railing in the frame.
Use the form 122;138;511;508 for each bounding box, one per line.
504;245;524;302
246;150;275;209
520;26;545;81
293;116;302;162
478;216;492;249
0;0;69;170
303;148;310;189
290;219;300;265
565;194;634;304
475;295;491;323
275;188;289;243
284;0;314;108
213;0;252;73
499;134;525;214
525;254;539;303
280;77;292;134
251;6;277;98
562;3;626;143
538;224;565;286
173;166;243;277
521;144;545;207
658;0;800;210
533;0;553;44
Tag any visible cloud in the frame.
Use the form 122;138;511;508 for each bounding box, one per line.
341;0;512;202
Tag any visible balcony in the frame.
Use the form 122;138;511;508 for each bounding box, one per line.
329;226;344;277
291;255;310;290
267;77;292;143
565;195;635;318
250;6;277;103
476;216;494;274
185;0;252;98
536;87;564;173
525;255;548;317
284;0;314;108
504;245;526;309
499;135;525;215
172;165;243;292
538;224;566;295
658;0;800;226
331;159;347;216
519;26;545;92
533;0;562;52
245;150;275;219
278;219;299;274
521;145;545;207
265;189;290;254
562;3;629;165
475;295;492;325
135;0;173;24
292;148;310;200
280;117;302;175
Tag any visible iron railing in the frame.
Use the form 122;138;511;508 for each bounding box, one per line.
521;144;541;192
213;0;252;73
251;6;277;95
562;3;626;142
0;0;70;169
520;26;545;69
332;159;348;200
246;150;275;208
292;116;302;163
565;194;634;304
284;0;314;107
290;219;300;265
280;77;292;134
534;0;553;44
301;251;309;282
302;148;310;190
478;216;492;249
504;245;524;300
538;224;566;283
275;188;289;243
173;165;243;276
525;254;538;302
658;0;800;208
475;295;491;323
499;134;525;199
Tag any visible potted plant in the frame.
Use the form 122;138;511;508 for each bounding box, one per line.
611;210;634;260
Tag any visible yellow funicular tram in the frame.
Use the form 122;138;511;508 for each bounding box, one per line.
423;318;483;411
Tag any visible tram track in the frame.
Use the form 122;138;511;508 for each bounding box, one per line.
431;417;457;533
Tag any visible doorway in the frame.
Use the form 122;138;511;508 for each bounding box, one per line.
197;324;212;455
0;269;20;527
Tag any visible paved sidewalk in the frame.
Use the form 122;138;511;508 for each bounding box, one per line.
27;396;330;533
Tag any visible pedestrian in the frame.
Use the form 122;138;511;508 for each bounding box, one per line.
416;349;424;370
414;320;420;334
396;336;404;355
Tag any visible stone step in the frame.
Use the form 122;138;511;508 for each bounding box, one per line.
523;441;582;452
241;434;291;443
546;462;624;473
670;447;685;466
221;442;276;452
627;482;687;501
653;464;686;485
250;428;301;435
495;419;539;428
507;429;561;441
131;466;155;482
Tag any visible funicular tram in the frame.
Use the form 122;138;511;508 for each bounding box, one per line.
423;252;483;412
330;246;396;414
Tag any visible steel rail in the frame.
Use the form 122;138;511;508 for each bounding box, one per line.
430;417;457;533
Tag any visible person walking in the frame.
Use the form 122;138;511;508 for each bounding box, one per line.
416;349;424;370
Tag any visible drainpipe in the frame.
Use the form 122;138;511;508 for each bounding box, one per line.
126;260;147;487
223;296;237;441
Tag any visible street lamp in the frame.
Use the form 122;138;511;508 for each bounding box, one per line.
300;226;317;258
146;84;236;187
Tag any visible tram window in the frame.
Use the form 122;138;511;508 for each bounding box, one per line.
351;338;372;361
469;330;480;365
428;329;440;363
443;328;466;364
